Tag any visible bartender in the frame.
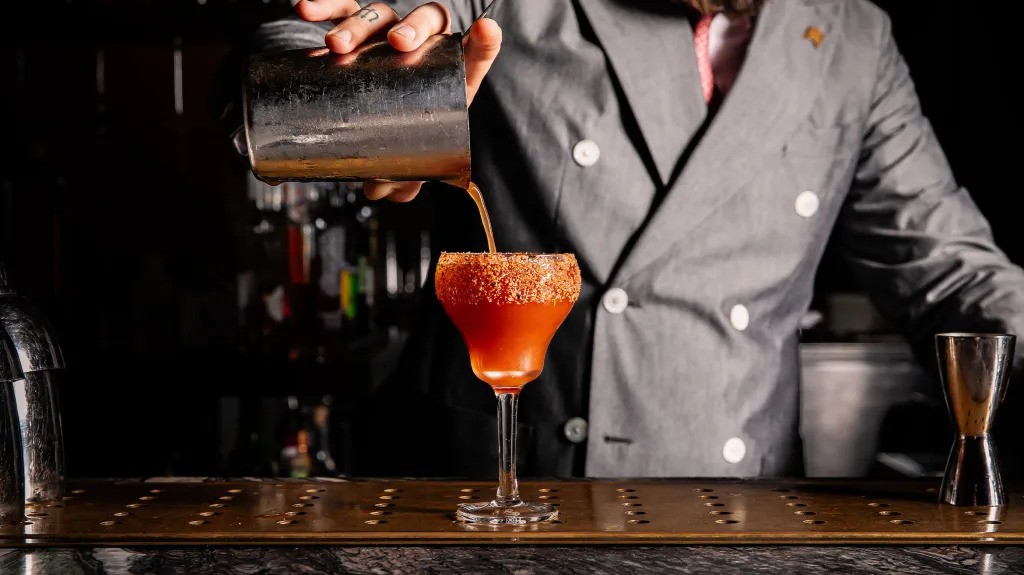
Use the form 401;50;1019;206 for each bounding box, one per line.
215;0;1024;478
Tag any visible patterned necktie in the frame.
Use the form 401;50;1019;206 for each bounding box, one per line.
693;14;715;104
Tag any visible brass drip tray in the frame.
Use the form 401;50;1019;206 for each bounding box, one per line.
1;478;1021;546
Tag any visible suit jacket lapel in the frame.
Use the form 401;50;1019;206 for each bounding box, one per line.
576;0;707;186
618;0;842;279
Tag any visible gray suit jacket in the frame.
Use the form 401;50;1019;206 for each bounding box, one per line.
231;0;1024;478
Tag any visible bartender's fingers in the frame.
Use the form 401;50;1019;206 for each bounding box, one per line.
396;34;443;67
386;182;425;203
326;3;401;53
463;18;502;105
387;2;452;52
364;181;424;202
294;0;360;24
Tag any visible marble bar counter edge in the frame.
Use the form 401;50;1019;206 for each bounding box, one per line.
2;544;1024;575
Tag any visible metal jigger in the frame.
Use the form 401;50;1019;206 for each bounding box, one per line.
936;333;1016;506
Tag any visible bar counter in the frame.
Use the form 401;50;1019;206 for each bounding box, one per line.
1;477;1023;574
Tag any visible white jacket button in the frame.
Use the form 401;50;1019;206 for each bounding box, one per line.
572;139;601;167
795;190;820;218
602;288;629;314
723;437;747;464
729;304;750;331
563;417;588;444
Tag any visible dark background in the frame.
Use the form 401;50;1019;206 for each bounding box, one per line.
0;0;1019;478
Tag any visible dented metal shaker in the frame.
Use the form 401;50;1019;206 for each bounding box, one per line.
241;33;471;188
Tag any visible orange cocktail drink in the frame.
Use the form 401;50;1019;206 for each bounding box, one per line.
441;300;574;393
435;252;581;524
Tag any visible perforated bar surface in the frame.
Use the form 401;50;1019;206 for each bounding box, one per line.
1;478;1020;546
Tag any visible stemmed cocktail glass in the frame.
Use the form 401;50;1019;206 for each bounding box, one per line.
435;252;581;524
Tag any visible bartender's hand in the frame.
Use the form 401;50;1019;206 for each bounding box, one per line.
295;1;502;202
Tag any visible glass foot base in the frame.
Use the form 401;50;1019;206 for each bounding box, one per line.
456;500;558;525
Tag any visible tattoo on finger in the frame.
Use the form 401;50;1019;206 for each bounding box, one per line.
355;6;380;22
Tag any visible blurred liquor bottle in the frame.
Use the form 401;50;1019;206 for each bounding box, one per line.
275;395;339;478
276;394;316;477
311;402;338;476
284;182;320;360
289;430;313;478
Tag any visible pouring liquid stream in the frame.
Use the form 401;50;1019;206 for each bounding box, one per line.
461;0;501;255
466;181;497;254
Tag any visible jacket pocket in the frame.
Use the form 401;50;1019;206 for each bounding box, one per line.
783;124;846;158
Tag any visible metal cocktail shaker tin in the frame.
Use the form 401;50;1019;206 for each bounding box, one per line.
242;34;471;188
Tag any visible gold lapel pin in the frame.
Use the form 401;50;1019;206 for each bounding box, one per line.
804;26;825;48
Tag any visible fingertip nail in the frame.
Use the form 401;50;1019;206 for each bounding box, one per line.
331;29;352;46
390;25;416;40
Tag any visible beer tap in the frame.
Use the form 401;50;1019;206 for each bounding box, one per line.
0;262;67;503
0;327;25;525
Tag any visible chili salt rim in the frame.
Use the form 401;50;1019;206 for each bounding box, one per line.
435;252;582;305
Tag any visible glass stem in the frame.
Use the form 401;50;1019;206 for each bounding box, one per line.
495;392;521;505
